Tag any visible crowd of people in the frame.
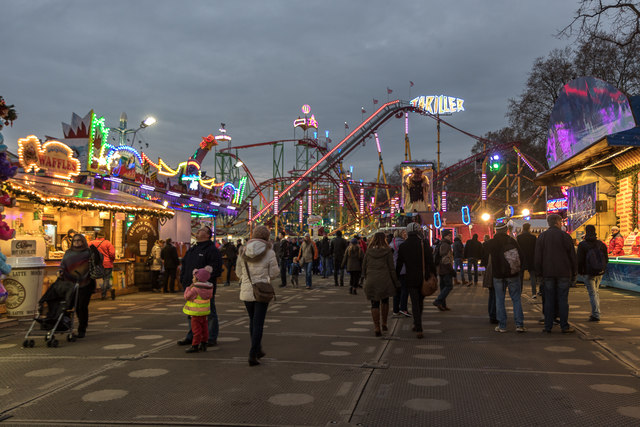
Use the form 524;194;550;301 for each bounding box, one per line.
62;215;620;366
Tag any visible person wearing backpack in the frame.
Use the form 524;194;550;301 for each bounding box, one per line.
433;229;455;311
577;224;608;322
535;214;578;333
485;222;526;333
89;232;116;300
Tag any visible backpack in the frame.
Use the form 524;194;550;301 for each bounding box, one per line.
585;243;606;275
433;243;442;266
89;244;106;279
501;239;521;275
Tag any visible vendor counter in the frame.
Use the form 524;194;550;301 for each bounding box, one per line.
602;257;640;293
42;258;136;299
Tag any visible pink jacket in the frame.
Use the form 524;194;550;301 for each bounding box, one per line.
183;281;213;302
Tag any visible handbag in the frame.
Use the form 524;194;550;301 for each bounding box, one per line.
421;242;438;297
243;258;276;303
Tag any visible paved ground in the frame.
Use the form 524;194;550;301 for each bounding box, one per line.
0;275;639;426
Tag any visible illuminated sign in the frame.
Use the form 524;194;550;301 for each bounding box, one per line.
410;95;465;115
547;198;568;213
18;135;81;180
294;115;318;130
461;206;471;225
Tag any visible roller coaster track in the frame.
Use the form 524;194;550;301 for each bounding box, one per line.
251;100;415;223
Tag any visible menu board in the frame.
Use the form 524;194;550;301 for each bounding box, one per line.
616;175;634;235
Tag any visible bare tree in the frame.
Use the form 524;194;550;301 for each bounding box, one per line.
559;0;640;47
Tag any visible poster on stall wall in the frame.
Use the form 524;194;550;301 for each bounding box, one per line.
125;217;158;257
616;175;634;236
567;182;597;232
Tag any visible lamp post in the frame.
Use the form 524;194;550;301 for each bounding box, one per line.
109;112;156;147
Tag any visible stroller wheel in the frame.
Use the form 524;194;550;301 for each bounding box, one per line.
67;334;75;342
46;341;51;347
51;339;59;348
29;340;35;348
22;339;29;348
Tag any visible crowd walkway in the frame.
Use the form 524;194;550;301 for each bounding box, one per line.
0;276;639;426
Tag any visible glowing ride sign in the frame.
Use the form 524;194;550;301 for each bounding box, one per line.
410;95;464;115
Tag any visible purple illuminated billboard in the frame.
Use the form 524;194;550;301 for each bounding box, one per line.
546;77;636;169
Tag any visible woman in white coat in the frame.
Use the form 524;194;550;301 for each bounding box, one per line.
236;225;280;366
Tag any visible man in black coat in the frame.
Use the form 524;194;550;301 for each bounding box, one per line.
178;226;223;347
160;238;180;293
517;223;538;298
396;223;437;338
320;236;332;278
275;231;290;287
331;230;348;286
463;234;483;286
221;239;237;286
535;214;577;333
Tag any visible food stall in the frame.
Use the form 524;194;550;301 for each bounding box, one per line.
535;76;640;293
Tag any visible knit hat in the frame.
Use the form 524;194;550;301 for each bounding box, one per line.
407;222;422;235
495;222;508;232
193;266;213;283
350;238;358;244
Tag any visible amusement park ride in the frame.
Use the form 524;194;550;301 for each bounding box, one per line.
213;97;543;238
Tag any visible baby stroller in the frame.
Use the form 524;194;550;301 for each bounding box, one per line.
23;277;79;348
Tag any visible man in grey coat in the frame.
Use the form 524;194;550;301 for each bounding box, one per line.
535;214;577;333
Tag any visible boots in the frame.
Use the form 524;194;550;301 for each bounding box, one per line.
185;345;199;353
371;308;381;337
110;289;116;300
199;342;207;352
381;302;389;333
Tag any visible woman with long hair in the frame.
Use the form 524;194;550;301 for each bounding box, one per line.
236;225;280;366
363;232;399;336
342;238;363;295
59;233;95;338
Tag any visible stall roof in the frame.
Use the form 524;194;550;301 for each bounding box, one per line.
6;173;175;218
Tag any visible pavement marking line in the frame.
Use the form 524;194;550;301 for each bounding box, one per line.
623;350;640;361
37;376;75;391
135;415;198;420
335;381;352;396
593;351;610;361
152;339;172;347
71;376;107;391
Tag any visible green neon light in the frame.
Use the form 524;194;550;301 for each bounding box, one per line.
233;176;247;204
89;113;110;164
608;257;640;265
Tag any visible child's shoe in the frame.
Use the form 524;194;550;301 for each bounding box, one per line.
185;345;199;353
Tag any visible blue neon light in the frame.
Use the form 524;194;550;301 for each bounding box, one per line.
433;212;442;229
461;206;471;225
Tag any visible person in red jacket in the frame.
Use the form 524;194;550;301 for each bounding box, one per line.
607;226;625;256
90;232;116;300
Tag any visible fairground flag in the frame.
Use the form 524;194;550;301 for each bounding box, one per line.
344;122;349;129
373;98;379;105
361;107;366;114
387;87;393;94
410;81;414;87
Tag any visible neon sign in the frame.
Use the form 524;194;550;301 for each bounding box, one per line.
410;95;464;115
547;198;568;213
294;115;318;130
461;206;471;225
433;212;442;229
18;135;81;180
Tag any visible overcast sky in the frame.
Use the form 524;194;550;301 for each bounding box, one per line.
2;0;581;184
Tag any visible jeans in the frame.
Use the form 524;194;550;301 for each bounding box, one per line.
186;296;218;344
520;268;537;295
244;300;269;358
542;277;571;331
334;262;345;286
435;274;453;306
151;270;161;290
408;287;424;332
488;286;496;321
454;258;464;281
321;255;331;277
393;275;409;313
467;258;478;283
493;276;524;329
162;268;177;292
349;271;361;289
76;281;96;334
304;262;313;288
100;268;113;298
224;259;234;284
279;258;289;287
585;274;602;319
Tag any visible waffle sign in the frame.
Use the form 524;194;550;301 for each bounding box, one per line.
17;135;81;180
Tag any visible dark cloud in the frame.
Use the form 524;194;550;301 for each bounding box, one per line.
2;0;577;184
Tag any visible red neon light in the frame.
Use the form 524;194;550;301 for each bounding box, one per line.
252;100;401;220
